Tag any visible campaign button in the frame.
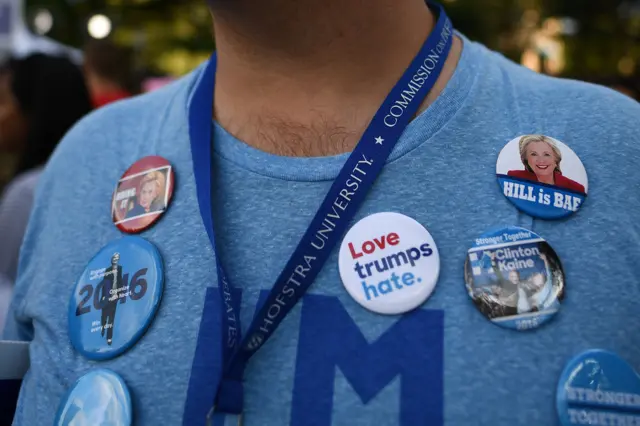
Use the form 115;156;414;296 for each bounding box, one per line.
112;155;175;233
338;212;440;315
54;369;132;426
464;226;564;331
496;135;588;220
556;350;640;425
68;236;164;360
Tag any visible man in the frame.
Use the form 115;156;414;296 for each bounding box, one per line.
82;39;135;108
100;252;123;346
4;0;640;425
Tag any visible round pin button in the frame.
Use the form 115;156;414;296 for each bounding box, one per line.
464;226;564;330
112;155;175;233
496;135;588;220
556;350;640;426
55;369;132;426
338;212;440;315
68;236;164;360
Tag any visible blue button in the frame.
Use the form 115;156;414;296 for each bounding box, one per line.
464;226;565;331
68;236;164;360
496;135;588;220
557;350;640;425
54;369;132;426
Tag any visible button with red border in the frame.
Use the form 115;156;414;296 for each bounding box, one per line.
111;156;175;233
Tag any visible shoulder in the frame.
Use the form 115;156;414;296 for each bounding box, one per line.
48;64;204;173
466;39;640;193
28;59;206;229
35;63;206;211
466;39;640;137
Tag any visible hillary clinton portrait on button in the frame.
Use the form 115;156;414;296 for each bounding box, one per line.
507;135;586;194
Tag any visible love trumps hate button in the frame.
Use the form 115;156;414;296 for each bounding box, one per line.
338;212;440;315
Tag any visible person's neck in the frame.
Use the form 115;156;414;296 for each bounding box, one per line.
211;0;461;157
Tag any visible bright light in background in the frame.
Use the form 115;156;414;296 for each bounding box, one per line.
34;9;53;35
88;14;112;39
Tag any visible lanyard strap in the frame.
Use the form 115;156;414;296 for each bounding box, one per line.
188;1;453;417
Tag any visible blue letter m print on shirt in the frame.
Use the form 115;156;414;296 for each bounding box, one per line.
292;295;444;426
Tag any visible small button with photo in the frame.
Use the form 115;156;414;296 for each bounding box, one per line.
112;155;175;234
464;226;565;331
496;135;588;220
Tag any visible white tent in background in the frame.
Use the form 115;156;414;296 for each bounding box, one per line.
11;24;82;63
0;0;82;63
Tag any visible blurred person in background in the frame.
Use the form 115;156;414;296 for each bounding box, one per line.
83;39;137;108
0;53;92;333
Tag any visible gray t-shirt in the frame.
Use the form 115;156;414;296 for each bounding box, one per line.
0;167;41;333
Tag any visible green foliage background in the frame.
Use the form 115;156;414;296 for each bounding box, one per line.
23;0;640;79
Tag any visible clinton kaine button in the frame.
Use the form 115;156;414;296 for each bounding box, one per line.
497;135;588;220
55;369;132;426
338;212;440;315
464;226;564;331
68;236;164;360
112;155;175;234
557;350;640;425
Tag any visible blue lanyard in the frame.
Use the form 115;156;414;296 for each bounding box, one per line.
188;1;453;418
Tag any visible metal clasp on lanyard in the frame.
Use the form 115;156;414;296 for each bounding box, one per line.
206;405;244;426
